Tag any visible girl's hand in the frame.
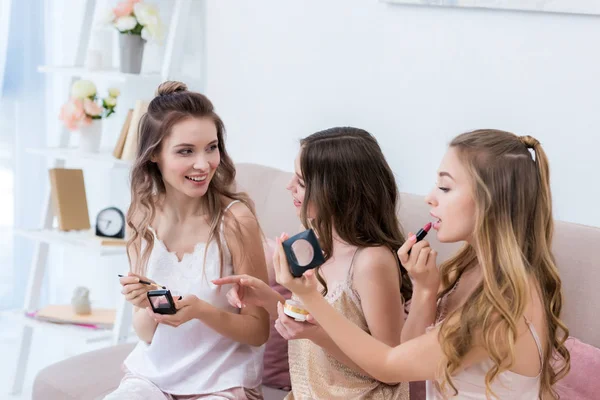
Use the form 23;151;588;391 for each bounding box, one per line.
147;295;203;328
212;274;274;309
397;233;439;294
274;302;322;341
119;272;155;309
273;234;319;296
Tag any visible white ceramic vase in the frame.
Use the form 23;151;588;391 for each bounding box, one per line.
79;120;102;153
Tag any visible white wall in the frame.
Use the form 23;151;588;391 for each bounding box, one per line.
204;0;600;227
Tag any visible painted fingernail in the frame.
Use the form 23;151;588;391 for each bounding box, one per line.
409;235;417;241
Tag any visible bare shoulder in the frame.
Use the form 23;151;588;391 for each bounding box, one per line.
221;197;259;233
353;246;400;279
223;198;256;219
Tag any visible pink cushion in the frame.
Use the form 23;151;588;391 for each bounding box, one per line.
261;239;292;390
555;337;600;399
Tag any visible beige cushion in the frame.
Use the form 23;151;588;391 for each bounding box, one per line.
33;343;135;400
235;163;300;239
553;221;600;348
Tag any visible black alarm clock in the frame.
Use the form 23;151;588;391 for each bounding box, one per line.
95;207;125;239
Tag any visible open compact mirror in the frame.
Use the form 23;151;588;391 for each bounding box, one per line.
281;229;325;277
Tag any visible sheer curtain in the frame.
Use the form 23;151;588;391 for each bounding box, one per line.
1;0;46;310
0;1;14;307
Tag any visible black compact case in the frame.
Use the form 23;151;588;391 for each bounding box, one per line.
147;289;177;315
281;229;325;278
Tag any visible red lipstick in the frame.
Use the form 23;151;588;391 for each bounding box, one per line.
407;222;432;255
416;222;432;242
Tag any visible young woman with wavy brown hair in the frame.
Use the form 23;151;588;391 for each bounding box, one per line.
215;127;411;399
274;129;570;399
108;81;269;399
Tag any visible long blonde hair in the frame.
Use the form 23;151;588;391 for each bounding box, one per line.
126;81;255;277
437;129;570;399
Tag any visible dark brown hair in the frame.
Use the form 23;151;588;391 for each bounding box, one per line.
126;81;255;277
299;127;412;302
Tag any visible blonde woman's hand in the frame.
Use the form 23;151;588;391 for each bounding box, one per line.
397;233;439;295
147;295;203;328
273;234;319;296
119;272;155;309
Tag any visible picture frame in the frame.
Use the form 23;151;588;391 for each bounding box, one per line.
380;1;600;17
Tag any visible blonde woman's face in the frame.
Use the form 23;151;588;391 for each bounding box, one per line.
154;117;220;198
425;147;476;243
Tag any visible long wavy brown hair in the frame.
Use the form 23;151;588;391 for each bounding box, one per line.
126;81;255;278
436;129;570;399
299;127;413;302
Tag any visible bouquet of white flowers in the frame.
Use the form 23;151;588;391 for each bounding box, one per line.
108;0;164;43
59;80;120;131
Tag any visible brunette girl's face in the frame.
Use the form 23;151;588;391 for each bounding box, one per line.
286;150;315;219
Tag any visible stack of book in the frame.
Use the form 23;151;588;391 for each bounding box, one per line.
112;99;149;161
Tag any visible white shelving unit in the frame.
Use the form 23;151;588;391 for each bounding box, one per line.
14;228;127;256
10;0;193;395
26;147;132;168
38;65;162;83
7;310;121;343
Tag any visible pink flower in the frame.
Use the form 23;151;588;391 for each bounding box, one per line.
59;98;86;131
113;1;134;18
83;98;103;117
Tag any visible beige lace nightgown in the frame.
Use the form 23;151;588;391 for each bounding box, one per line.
285;249;410;400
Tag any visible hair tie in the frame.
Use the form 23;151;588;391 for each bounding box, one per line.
519;135;539;161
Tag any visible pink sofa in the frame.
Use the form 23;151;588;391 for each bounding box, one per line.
32;163;600;399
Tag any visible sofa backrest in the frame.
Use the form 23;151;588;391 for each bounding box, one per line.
235;163;600;348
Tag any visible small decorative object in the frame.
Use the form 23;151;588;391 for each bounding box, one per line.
86;28;114;70
95;207;126;239
71;286;92;315
59;80;120;153
84;49;103;70
106;0;165;74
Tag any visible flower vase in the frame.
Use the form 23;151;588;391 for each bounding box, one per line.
119;34;146;74
79;120;103;153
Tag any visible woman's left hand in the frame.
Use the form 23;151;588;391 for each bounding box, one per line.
147;295;204;328
274;301;322;341
273;234;319;296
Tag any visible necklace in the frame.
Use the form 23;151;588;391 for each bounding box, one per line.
437;274;463;322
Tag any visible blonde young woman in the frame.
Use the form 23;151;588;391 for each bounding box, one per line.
274;129;571;399
108;81;269;399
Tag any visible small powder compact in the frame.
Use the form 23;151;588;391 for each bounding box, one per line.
283;299;310;321
281;229;325;278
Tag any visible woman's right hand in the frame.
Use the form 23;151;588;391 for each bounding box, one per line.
212;274;274;309
119;272;154;309
397;233;439;295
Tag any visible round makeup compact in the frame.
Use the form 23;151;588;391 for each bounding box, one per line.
283;299;309;322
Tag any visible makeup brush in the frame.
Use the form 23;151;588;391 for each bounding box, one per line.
118;274;166;289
